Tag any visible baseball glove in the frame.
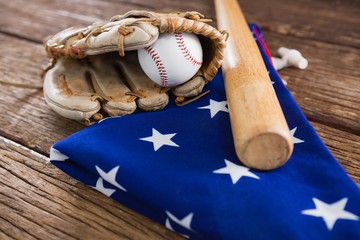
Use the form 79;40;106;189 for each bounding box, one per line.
43;10;227;125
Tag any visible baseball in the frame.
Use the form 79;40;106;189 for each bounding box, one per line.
137;32;203;87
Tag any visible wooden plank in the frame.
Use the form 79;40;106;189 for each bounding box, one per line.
0;33;84;155
0;0;214;43
0;137;182;239
0;0;140;42
4;0;358;48
0;0;358;239
264;32;360;133
239;0;360;48
311;122;360;184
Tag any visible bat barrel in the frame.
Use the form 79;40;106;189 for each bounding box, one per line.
215;0;293;170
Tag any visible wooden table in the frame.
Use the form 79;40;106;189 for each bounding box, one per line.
1;0;359;239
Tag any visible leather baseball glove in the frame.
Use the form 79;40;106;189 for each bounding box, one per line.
43;10;227;125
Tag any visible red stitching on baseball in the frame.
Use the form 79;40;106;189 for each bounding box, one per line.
145;46;169;86
175;32;202;66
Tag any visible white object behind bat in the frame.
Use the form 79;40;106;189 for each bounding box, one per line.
272;47;308;71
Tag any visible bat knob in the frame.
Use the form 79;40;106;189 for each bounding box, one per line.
238;130;293;171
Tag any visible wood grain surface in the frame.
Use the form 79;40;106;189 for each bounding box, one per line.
1;0;359;239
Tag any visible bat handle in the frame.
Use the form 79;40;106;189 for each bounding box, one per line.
215;0;294;170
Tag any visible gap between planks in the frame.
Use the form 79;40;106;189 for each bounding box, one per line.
0;135;49;162
0;30;42;45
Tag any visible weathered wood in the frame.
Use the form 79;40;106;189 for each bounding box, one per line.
0;33;83;155
1;0;359;47
0;0;359;239
0;137;182;239
239;0;360;48
265;32;360;133
0;0;139;42
311;122;360;184
0;0;214;43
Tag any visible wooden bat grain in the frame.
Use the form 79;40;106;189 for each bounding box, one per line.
214;0;294;170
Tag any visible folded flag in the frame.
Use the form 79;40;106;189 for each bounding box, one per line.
49;24;360;239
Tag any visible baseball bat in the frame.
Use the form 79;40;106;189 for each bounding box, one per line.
214;0;293;170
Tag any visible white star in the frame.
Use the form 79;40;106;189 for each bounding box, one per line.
290;127;304;144
166;211;194;231
165;218;190;238
198;99;228;118
213;159;259;184
140;128;179;151
91;177;116;197
50;146;69;161
95;165;127;192
302;198;359;231
165;219;190;238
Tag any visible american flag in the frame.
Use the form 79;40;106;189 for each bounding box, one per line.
49;25;360;239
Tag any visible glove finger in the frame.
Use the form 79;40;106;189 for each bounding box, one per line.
115;52;169;111
87;53;136;116
43;58;101;122
172;74;206;97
